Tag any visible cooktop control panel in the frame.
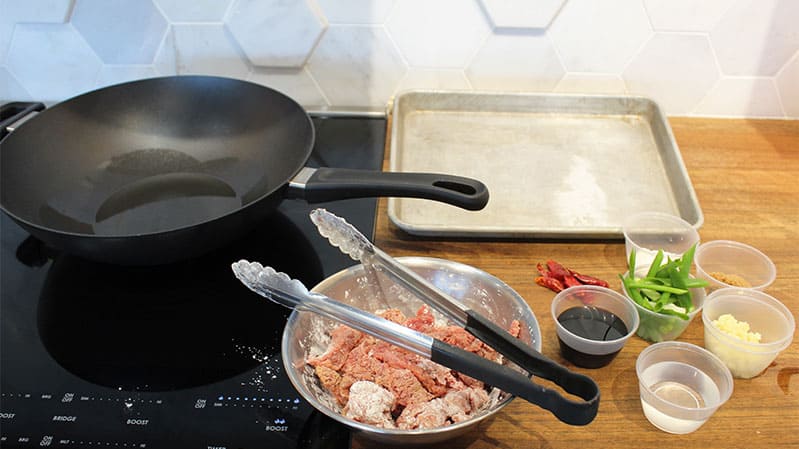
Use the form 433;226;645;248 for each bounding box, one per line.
0;388;337;448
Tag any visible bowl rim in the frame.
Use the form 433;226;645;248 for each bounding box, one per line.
694;240;777;290
701;288;795;352
280;256;542;437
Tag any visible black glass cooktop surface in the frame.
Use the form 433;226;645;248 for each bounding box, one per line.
0;115;386;448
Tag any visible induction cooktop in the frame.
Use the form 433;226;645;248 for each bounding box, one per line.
0;114;387;449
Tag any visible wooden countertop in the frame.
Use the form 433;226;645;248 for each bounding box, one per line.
355;118;798;448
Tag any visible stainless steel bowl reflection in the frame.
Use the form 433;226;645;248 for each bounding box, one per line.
281;256;541;445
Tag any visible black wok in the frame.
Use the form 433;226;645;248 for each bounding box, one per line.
0;76;488;265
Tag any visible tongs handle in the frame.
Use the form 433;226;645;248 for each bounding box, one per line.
464;311;599;425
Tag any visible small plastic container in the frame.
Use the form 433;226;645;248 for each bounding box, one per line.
702;288;795;378
694;240;776;292
551;285;639;368
636;341;733;434
621;273;706;342
623;212;699;275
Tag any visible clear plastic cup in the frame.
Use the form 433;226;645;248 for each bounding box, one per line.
636;341;733;434
702;288;795;378
623;212;699;275
551;285;639;369
694;240;776;292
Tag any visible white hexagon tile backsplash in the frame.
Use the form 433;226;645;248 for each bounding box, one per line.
0;0;797;118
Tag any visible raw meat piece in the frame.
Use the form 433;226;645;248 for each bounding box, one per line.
335;336;433;407
403;304;436;332
371;340;461;397
379;308;408;324
508;319;521;338
429;325;499;361
308;309;404;371
442;388;489;423
307;324;363;370
313;365;342;402
343;381;396;428
375;366;434;407
395;387;490;429
396;397;449;430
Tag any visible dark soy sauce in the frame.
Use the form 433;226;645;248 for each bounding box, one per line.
557;306;629;368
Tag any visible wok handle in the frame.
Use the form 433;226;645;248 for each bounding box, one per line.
0;102;45;140
291;167;489;211
431;339;599;426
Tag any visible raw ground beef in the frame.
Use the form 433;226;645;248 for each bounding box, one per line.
307;305;521;430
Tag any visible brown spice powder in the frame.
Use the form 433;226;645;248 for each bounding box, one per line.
709;272;752;288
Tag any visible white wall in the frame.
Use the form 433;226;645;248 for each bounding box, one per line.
1;0;797;118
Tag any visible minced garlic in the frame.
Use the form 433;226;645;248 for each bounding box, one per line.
711;313;762;343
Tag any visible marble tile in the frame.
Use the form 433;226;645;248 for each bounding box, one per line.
0;0;72;62
549;0;652;73
226;0;326;68
95;66;159;89
153;0;234;22
466;32;564;91
644;0;734;32
554;73;627;94
0;0;72;22
171;24;250;78
776;52;799;117
386;0;490;68
694;77;784;118
316;0;396;24
479;0;565;29
307;25;406;107
72;0;168;64
0;23;14;67
623;33;720;115
396;68;471;92
153;26;178;75
6;23;102;102
711;0;799;76
248;67;328;107
0;66;32;101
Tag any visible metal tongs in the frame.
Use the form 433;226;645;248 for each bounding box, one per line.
308;208;600;425
230;210;599;426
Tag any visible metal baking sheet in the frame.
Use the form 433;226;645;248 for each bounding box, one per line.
387;91;703;239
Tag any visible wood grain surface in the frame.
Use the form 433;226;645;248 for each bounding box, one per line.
352;117;799;449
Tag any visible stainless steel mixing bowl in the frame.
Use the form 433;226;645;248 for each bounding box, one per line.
281;256;541;445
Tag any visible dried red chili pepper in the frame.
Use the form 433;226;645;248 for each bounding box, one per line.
546;260;571;280
535;276;564;292
562;274;582;289
570;271;610;288
536;262;550;277
534;259;609;293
